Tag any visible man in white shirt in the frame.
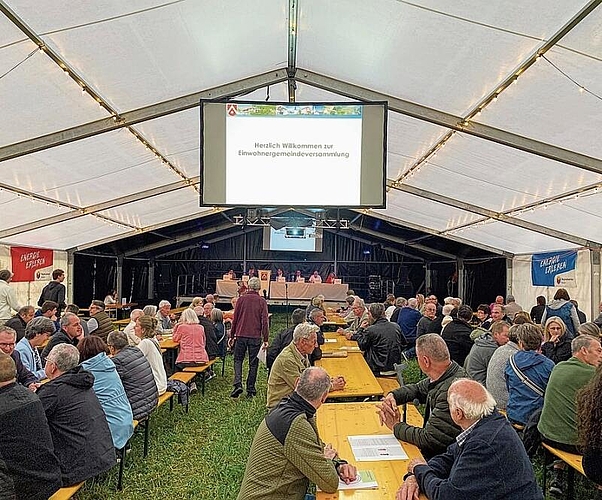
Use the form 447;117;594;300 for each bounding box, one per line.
123;309;143;346
309;271;322;283
0;270;21;326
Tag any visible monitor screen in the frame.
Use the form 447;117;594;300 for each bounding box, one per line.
200;101;387;208
262;226;323;252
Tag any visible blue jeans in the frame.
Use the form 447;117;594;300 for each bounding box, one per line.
233;337;261;395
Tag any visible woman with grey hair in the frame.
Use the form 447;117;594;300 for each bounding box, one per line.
578;322;601;338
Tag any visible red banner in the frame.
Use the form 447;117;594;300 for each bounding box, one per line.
10;246;54;282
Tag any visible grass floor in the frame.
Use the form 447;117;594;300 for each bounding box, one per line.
76;313;599;499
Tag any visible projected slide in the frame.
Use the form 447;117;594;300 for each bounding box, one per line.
226;104;361;205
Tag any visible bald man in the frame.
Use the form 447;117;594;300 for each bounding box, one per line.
396;379;541;500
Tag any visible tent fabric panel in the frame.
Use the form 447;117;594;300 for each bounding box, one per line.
377;190;482;232
448;220;581;255
516;193;602;244
0;215;129;250
297;0;580;115
0;191;72;230
406;133;602;212
0;45;108;147
12;0;288;111
481;46;602;159
96;189;212;228
1;130;181;207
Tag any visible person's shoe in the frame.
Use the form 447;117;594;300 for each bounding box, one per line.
230;387;243;398
246;392;256;399
205;372;216;382
189;382;197;393
549;467;565;497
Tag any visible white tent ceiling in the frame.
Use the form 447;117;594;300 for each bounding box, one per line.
1;0;602;256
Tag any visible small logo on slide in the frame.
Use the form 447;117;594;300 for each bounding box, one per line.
227;104;238;116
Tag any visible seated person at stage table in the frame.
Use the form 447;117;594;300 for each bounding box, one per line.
107;331;158;422
274;268;285;281
104;289;117;305
15;316;55;381
0;325;38;391
266;323;345;409
266;308;306;370
325;272;337;284
38;343;116;486
309;270;322;283
538;334;602;497
378;334;467;459
78;336;134;450
237;367;356;500
5;305;34;342
227;269;236;280
339;297;370;337
351;302;407;376
397;379;542;500
294;270;303;282
0;353;62;500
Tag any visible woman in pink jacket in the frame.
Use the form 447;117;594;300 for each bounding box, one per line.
173;308;208;369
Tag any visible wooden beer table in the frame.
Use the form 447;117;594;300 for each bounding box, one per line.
159;335;179;373
317;402;427;499
322;332;361;352
316;352;383;400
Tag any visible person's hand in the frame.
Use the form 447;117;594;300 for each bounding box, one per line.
407;458;427;474
337;464;357;484
156;334;163;342
550;334;560;344
331;376;346;391
344;332;354;340
262;341;269;350
169;313;176;321
27;382;40;393
228;337;236;349
360;319;369;328
324;443;337;460
396;475;420;500
376;394;400;430
336;327;345;335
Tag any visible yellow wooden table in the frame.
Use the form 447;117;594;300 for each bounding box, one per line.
317;402;426;499
322;333;360;353
159;336;179;372
316;352;383;399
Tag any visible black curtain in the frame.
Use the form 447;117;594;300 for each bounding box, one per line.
73;255;116;307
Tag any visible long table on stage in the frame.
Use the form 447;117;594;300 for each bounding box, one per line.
316;402;426;499
316;352;383;400
270;282;348;301
215;279;239;298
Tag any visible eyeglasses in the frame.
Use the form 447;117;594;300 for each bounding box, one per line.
0;342;15;348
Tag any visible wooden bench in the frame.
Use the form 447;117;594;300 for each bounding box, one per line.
376;376;400;395
168;372;196;412
183;359;218;396
542;442;585;500
49;482;84;500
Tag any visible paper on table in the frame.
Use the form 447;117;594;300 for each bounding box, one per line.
318;470;378;491
339;346;361;351
348;434;408;461
324;338;337;343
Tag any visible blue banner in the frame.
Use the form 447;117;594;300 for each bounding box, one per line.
531;250;577;287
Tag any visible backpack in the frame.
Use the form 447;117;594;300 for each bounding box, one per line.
519;407;543;458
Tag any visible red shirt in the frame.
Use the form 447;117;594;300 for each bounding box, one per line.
231;290;269;342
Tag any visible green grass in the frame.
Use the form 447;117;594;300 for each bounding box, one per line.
76;314;598;499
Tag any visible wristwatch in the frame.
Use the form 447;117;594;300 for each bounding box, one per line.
333;458;348;471
402;472;415;481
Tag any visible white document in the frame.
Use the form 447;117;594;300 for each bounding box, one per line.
348;434;408;461
324;338;337;343
256;347;267;364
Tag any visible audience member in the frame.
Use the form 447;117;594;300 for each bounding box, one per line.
513;310;534;325
440;304;454;331
489;295;505;315
530;295;547;324
173;308;209;369
475;304;492;330
351;302;406;376
485;325;520;410
38;343;116;486
40;312;83;364
0;325;37;390
0;353;61;500
229;277;269;398
308;308;326;364
396;298;422;356
104;289;117;306
306;295;325;321
123;308;144;346
577;364;602;490
203;302;214;318
211;308;227;359
15;316;54;380
34;300;60;333
338;297;369;336
465;320;509;384
266;308;306;369
64;304;89;336
87;300;113;342
378;334;467;459
416;302;437;338
397;379;542;500
193;306;219;361
0;270;21;326
237;367;356;499
4;305;34;342
490;303;511;325
441;305;474;366
579;322;601;338
571;299;587;324
135;315;167;395
539;334;602;496
541;288;580;338
156;300;175;331
594;302;602;328
505;324;554;425
107;331;158;422
78;336;134;450
542;316;572;364
37;269;66;315
205;294;215;305
504;294;523;321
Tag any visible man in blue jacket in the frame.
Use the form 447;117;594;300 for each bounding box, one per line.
396;378;542;500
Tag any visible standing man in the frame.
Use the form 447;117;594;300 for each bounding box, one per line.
238;367;356;499
0;270;21;326
38;269;67;316
229;277;269;398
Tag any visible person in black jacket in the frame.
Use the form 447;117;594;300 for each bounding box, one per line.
40;313;83;365
37;343;116;486
4;306;34;342
107;331;158;421
351;302;406;375
0;326;37;390
37;269;66;316
0;353;61;500
266;308;306;370
542;316;572;364
441;305;474;366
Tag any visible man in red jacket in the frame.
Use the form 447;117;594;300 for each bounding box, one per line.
229;277;269;398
